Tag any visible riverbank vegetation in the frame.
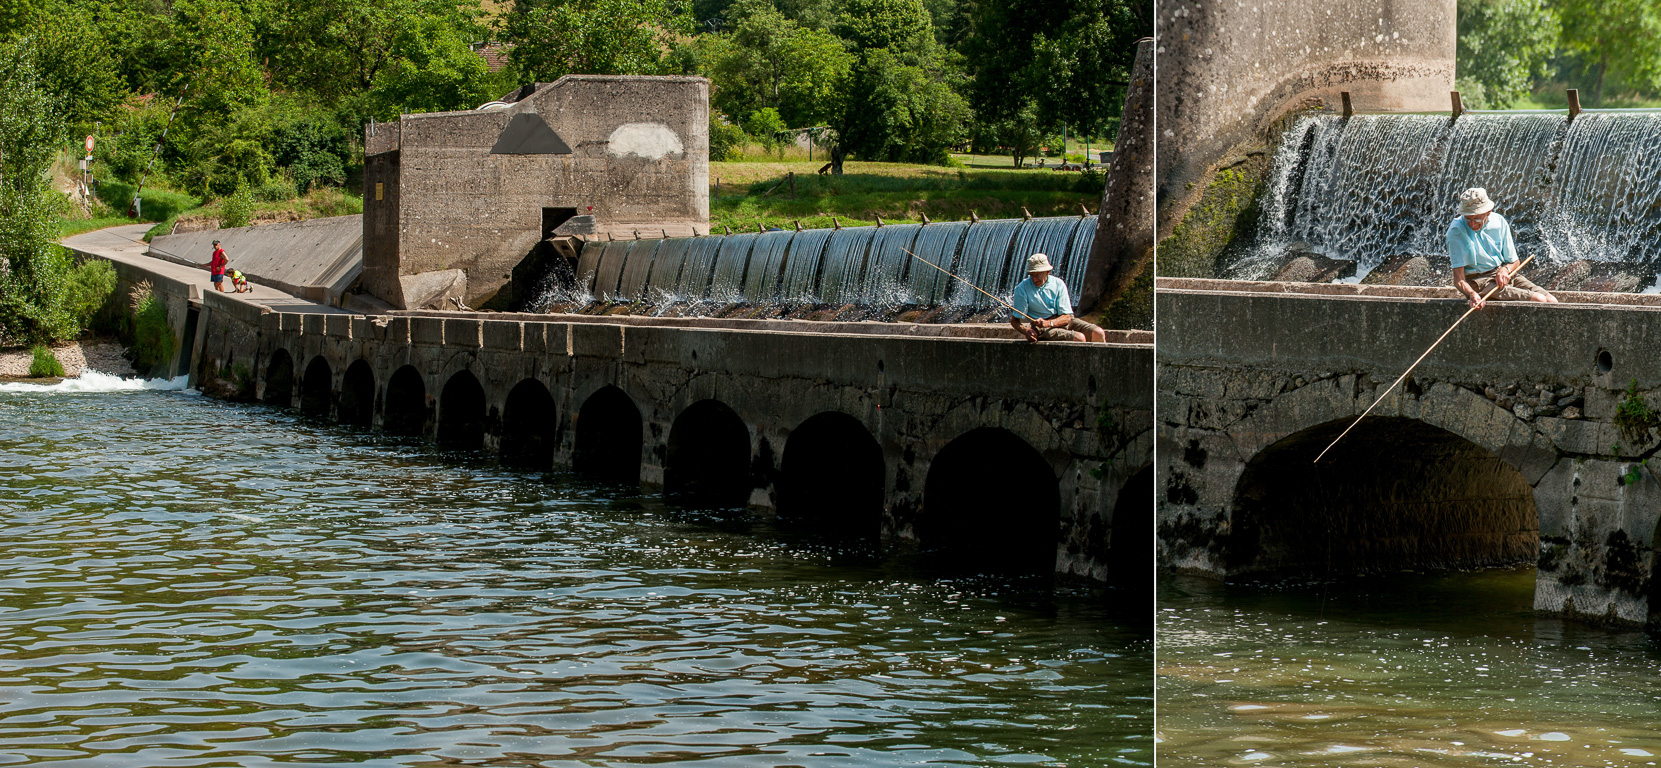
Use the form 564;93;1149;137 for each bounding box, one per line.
5;0;1142;238
1458;0;1661;109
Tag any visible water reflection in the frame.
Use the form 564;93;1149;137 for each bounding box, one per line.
1158;570;1661;766
0;388;1149;766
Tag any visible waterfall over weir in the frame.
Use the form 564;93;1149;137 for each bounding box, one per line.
539;216;1098;321
1230;112;1661;288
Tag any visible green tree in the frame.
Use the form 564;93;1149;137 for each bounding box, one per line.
825;0;969;171
370;13;499;116
0;37;111;345
960;0;1145;150
702;0;851;128
25;2;125;132
1457;0;1559;108
499;0;693;82
1556;0;1661;104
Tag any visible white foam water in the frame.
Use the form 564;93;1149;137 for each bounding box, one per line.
0;371;190;394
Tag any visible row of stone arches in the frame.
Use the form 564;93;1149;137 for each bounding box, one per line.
261;348;1150;583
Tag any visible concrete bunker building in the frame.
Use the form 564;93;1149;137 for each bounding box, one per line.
361;75;710;311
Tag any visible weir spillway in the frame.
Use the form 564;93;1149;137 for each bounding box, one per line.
1230;111;1661;284
552;215;1098;318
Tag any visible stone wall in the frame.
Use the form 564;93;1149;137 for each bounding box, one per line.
186;310;1151;585
1158;283;1661;626
363;75;710;310
1155;0;1456;241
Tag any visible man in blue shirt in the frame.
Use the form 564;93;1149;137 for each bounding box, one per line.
1447;187;1556;309
1009;253;1106;343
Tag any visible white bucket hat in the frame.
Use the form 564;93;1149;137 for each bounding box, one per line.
1459;187;1496;216
1026;253;1053;273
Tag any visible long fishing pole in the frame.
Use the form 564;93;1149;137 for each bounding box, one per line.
1313;253;1536;463
898;245;1041;324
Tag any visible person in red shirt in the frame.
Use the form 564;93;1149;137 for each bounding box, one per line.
201;239;229;292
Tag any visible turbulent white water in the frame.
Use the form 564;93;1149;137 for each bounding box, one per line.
1232;111;1661;280
557;216;1097;316
0;371;190;394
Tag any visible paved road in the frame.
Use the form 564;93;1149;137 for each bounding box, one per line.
62;225;345;314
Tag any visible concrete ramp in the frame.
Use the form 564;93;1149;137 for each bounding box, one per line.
150;216;363;305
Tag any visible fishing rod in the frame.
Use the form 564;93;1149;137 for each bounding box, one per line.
1313;253;1536;463
898;245;1042;325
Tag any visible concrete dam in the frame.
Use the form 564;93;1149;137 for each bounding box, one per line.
549;215;1101;321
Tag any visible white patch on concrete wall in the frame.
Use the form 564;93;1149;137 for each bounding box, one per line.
607;123;683;161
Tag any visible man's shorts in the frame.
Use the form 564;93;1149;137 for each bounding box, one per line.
1467;270;1548;301
1037;317;1102;341
211;273;224;284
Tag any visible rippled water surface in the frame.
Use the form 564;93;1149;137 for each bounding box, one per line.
1158;571;1661;766
0;386;1150;766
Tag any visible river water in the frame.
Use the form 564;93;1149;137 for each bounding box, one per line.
0;380;1150;766
1158;570;1661;766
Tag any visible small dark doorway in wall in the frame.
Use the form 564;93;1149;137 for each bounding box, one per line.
500;207;581;311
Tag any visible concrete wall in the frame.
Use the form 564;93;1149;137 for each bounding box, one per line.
1158;284;1661;627
151;216;363;305
363;75;710;310
1155;0;1456;239
191;311;1151;584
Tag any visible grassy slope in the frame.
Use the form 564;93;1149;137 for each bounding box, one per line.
708;159;1103;231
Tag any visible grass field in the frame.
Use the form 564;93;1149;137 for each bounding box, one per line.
708;159;1105;231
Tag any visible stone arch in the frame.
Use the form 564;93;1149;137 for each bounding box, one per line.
338;360;375;428
1229;416;1538;578
500;378;557;468
437;370;487;450
263;348;294;406
573;385;643;485
1110;464;1155;597
778;411;884;543
666;399;752;507
922;427;1059;575
299;356;333;417
383;365;428;437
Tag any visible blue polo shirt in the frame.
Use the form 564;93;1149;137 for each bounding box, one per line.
1446;212;1518;274
1011;275;1072;320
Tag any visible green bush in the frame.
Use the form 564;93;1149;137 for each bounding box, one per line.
65;257;115;332
710;116;746;162
219;186;255;228
126;281;175;373
92;179;199;222
28;344;64;377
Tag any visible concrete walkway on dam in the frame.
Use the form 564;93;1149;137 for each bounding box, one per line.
62;225;347;316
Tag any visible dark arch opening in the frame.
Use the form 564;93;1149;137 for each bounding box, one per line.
263;349;294;406
500;378;557;468
1230;416;1538;578
574;386;643;485
779;411;884;544
338;360;375;428
299;356;332;417
1110;464;1155;601
437;370;487;450
922;428;1059;576
666;399;751;507
383;365;428;437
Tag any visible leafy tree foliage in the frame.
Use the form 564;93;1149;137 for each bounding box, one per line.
1554;0;1661;104
499;0;693;82
701;0;850;128
1457;0;1559;108
960;0;1145;155
0;38;112;344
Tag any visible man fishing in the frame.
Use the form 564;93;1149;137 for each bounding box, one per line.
1009;253;1106;343
1447;188;1557;308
